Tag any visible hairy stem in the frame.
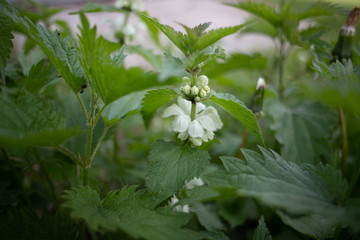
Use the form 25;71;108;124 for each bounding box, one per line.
90;126;109;164
338;106;348;178
57;145;82;166
75;93;88;122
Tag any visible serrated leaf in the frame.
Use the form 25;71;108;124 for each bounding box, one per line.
208;92;263;145
185;45;226;70
252;216;272;240
63;186;203;240
203;147;345;216
146;140;210;196
266;100;337;165
227;2;282;28
0;0;14;69
101;90;146;125
23;59;57;93
141;88;178;128
0;90;81;148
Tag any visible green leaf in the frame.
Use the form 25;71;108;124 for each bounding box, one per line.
276;211;337;239
0;90;81;148
227;2;282;28
185;45;226;70
146;140;210;196
127;45;163;70
101;91;146;125
208;92;263;145
192;203;224;231
0;0;14;69
203;147;345;216
252;216;272;240
141;88;178;128
64;186;203;240
266;100;337;165
140;14;243;55
69;2;123;14
23;59;57;93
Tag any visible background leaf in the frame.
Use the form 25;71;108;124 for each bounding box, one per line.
146;140;210;196
252;216;272;240
0;0;14;69
209;92;263;145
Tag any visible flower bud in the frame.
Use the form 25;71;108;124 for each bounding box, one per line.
256;77;266;90
203;85;211;94
191;86;199;95
182;76;191;86
182;84;191;95
195;96;201;102
199;89;207;98
196;75;209;87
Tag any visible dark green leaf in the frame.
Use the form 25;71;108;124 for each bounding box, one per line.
0;90;81;148
0;0;14;69
252;216;272;240
64;186;203;240
141;88;178;128
209;92;263;145
192;203;224;231
267;100;337;165
146;140;210;196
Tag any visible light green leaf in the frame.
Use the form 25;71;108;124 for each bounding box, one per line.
203;147;345;216
209;92;263;145
63;186;203;240
127;45;163;70
101;91;146;125
267;100;337;165
0;90;81;148
23;59;57;93
0;0;14;69
252;216;272;240
146;140;210;196
185;45;226;70
141;88;178;128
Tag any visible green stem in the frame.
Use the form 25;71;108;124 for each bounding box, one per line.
238;128;249;159
90;126;109;165
338;106;348;178
93;104;107;126
277;31;285;99
190;101;196;121
57;145;82;166
76;93;88;122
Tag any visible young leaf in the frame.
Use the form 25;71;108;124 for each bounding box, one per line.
0;0;14;69
203;147;346;216
146;140;210;196
23;59;57;93
252;216;272;240
141;88;178;128
208;92;263;145
101;90;146;125
63;186;203;240
266;100;337;165
0;90;81;148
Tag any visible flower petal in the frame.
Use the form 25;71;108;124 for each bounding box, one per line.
188;120;204;138
197;114;217;131
198;106;222;129
202;130;214;142
177;131;189;141
196;102;206;113
173;115;191;132
178;97;192;116
162;104;185;118
190;137;202;146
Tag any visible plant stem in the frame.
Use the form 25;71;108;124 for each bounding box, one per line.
238;128;249;159
338;106;348;178
75;93;88;122
93;104;107;126
57;145;82;166
90;126;109;164
190;101;196;121
277;31;285;99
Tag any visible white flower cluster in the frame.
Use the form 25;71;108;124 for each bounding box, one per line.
180;75;211;102
168;177;204;213
114;0;144;11
162;97;222;146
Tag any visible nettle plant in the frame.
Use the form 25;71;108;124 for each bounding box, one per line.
0;0;360;240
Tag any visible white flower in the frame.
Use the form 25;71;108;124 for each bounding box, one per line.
199;89;207;98
162;97;222;145
191;86;199;96
168;195;191;213
256;77;266;90
181;85;191;95
115;0;144;11
185;177;204;189
182;76;191;85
